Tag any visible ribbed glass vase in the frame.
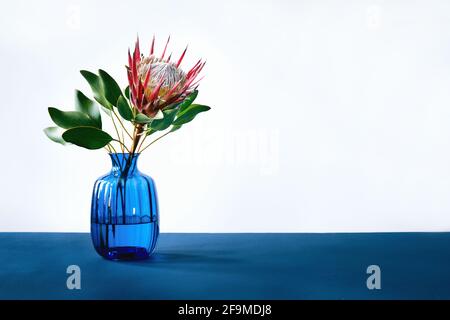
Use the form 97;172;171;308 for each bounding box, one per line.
90;153;159;260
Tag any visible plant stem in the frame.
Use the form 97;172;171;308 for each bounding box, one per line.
137;133;149;153
108;143;119;154
110;111;124;153
105;144;115;154
112;109;133;140
130;123;145;155
139;130;171;153
113;139;131;153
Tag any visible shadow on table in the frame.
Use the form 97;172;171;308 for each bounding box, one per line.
126;250;240;268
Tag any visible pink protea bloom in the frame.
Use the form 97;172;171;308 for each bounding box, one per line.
127;36;205;117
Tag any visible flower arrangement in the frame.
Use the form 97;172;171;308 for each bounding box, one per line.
43;36;210;259
44;36;210;155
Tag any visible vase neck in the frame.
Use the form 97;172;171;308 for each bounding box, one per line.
109;153;140;176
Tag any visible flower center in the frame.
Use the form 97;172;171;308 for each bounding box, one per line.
150;62;186;89
138;57;186;99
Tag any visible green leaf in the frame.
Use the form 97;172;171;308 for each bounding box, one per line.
48;107;98;129
80;70;112;110
178;90;198;114
150;109;178;131
164;102;181;110
134;113;153;124
170;125;182;133
62;127;113;150
124;86;130;100
99;69;123;107
146;128;156;136
43;127;66;145
117;96;133;121
173;104;211;126
95;98;112;116
75;90;101;128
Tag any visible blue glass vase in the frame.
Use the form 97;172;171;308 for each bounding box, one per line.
90;153;159;260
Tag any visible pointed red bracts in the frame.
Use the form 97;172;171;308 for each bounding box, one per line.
150;35;155;55
160;36;170;60
176;46;188;68
127;37;204;117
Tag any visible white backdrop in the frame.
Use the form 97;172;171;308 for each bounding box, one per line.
1;0;450;232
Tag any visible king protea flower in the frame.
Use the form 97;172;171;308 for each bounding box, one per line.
127;36;205;117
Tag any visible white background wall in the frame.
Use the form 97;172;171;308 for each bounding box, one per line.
1;0;450;232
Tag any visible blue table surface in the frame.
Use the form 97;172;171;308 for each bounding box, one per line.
0;232;449;300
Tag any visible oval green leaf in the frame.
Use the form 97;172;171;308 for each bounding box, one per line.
173;104;211;126
62;127;113;150
75;90;102;128
150;109;178;131
99;69;123;107
117;96;133;121
48;107;98;129
80;70;112;110
43;127;67;145
170;124;182;133
134;113;153;124
177;90;198;114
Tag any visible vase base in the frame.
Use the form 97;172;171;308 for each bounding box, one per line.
98;246;151;261
91;221;159;261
